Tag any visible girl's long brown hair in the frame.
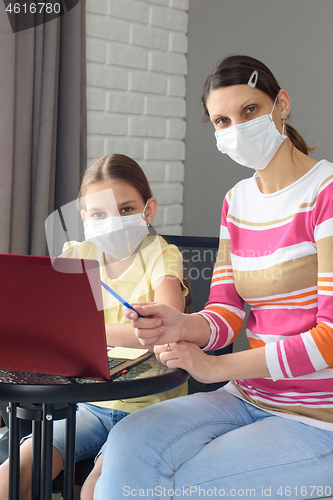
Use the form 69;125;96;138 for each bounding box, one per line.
79;155;153;203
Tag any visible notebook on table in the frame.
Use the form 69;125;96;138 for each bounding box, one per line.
0;254;151;381
107;347;153;381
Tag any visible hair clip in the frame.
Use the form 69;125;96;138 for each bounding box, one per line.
248;70;258;88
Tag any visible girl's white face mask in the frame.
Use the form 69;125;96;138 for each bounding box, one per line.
83;201;149;260
215;97;287;170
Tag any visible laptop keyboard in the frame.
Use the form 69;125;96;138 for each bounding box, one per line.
108;358;126;370
115;362;152;380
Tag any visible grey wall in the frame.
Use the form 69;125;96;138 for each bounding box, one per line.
183;0;333;238
183;0;333;351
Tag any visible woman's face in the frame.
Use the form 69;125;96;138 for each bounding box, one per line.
206;84;284;134
81;179;157;225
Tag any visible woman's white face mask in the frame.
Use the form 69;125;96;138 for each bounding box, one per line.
83;201;149;260
215;97;287;170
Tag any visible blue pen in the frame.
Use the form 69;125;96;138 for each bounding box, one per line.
101;281;144;318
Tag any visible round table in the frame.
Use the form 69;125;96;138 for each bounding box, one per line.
0;356;189;500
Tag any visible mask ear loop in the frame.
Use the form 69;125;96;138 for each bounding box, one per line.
268;95;279;122
142;199;150;222
247;70;258;88
138;200;151;288
281;119;286;135
270;96;287;136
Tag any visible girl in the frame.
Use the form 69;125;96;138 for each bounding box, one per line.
94;57;333;499
0;154;188;500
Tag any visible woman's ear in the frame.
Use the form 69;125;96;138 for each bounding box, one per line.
277;89;290;120
145;197;157;225
81;210;87;222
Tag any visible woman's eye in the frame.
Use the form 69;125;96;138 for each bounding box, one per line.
120;206;133;214
245;106;256;115
217;117;230;125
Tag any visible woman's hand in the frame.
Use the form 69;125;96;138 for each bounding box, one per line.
154;342;224;385
123;303;270;381
155;342;271;383
122;302;185;347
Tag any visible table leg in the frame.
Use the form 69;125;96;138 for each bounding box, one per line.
63;404;76;500
41;403;54;500
32;419;41;500
8;402;20;500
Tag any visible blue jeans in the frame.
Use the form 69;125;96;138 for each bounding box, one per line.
94;389;333;499
52;403;129;462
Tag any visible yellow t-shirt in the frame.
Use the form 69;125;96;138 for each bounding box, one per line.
62;234;188;412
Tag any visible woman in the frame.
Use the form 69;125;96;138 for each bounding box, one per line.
94;56;333;499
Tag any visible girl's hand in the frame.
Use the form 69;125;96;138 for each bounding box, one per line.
122;302;184;347
154;342;224;385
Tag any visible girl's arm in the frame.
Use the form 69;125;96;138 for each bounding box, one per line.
105;323;150;349
106;276;184;348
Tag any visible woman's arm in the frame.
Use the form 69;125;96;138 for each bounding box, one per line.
124;302;269;381
155;341;270;384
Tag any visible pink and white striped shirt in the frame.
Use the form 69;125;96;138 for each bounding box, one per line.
200;159;333;430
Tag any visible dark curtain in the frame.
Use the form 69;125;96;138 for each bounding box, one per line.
0;0;87;256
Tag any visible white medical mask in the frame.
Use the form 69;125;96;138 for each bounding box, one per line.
215;97;287;170
83;202;149;260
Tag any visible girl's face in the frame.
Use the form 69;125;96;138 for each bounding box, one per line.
81;179;157;224
206;84;288;134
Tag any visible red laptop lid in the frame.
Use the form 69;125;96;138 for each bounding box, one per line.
0;254;109;381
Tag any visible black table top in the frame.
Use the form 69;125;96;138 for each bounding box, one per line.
0;356;189;404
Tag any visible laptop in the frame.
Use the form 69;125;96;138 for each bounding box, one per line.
0;254;152;381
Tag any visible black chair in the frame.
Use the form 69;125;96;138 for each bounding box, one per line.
161;234;233;394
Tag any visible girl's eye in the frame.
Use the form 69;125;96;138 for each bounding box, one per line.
92;212;106;219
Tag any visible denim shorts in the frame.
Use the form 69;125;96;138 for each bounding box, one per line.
22;403;129;463
54;403;129;462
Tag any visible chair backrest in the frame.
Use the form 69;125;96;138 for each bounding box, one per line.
161;235;219;313
161;234;232;393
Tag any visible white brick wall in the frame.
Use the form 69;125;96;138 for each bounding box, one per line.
86;0;189;234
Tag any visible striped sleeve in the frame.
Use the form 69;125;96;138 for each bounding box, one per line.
199;194;246;350
266;179;333;380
